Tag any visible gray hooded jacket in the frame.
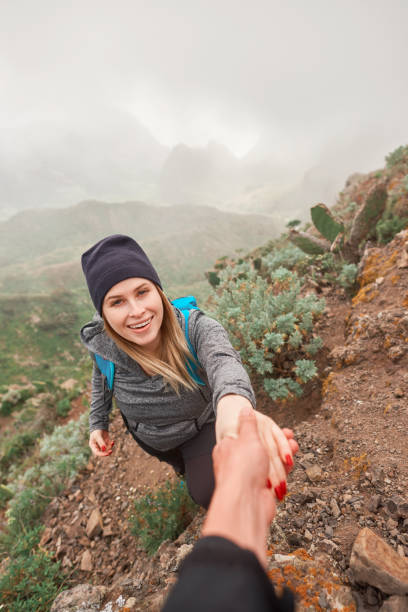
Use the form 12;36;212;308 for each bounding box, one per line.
80;308;256;451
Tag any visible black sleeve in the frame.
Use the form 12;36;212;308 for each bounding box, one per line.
162;536;295;612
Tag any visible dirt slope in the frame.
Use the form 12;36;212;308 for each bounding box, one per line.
43;230;408;610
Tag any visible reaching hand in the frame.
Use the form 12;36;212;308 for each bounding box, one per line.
203;405;280;565
89;429;115;457
216;395;299;501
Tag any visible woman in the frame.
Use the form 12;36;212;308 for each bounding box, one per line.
81;234;297;508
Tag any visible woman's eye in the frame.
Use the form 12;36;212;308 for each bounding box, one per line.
112;299;123;306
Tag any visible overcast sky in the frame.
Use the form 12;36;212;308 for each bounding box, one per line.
1;0;407;167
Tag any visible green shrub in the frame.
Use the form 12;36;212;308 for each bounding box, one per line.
0;529;63;612
309;253;357;291
0;386;33;417
286;219;301;228
0;431;37;471
262;244;309;274
5;484;56;541
207;270;220;287
385;145;408;168
345;201;358;214
129;480;198;555
0;412;90;607
212;260;325;400
56;397;71;417
376;213;408;244
0;484;13;508
338;263;358;290
3;416;89;541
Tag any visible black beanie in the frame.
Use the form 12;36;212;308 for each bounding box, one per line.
81;234;162;315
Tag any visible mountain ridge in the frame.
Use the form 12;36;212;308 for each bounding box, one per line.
0;200;281;294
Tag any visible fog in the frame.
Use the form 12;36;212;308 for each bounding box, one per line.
1;0;407;219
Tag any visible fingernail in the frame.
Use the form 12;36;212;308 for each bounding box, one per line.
266;478;272;489
101;446;106;452
285;454;293;468
280;481;287;497
111;441;115;447
274;486;283;501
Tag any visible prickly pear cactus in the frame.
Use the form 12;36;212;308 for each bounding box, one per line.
348;182;388;251
311;203;344;243
289;229;330;255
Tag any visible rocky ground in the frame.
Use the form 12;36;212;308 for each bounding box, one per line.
45;231;408;611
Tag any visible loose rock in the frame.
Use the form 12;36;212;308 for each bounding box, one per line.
50;583;107;611
305;464;323;482
86;508;103;539
380;595;408;611
80;550;93;572
125;597;138;610
350;528;408;595
330;498;341;518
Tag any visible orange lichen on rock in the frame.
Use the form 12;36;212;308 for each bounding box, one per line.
350;318;368;339
384;335;392;349
352;284;379;306
290;548;313;561
402;293;408;307
343;453;370;480
389;176;403;190
267;552;355;610
391;274;400;284
383;403;392;415
322;372;338;397
359;251;382;286
361;250;400;287
344;353;357;366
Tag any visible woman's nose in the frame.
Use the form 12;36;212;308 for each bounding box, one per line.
127;299;145;318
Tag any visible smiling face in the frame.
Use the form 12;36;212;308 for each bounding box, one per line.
102;277;164;356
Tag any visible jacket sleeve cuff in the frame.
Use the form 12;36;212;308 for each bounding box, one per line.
163;536;295;612
178;535;263;570
89;421;110;432
213;387;256;414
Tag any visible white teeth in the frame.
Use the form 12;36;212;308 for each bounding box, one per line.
128;318;152;329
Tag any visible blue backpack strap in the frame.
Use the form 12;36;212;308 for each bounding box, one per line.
94;353;115;391
171;296;205;386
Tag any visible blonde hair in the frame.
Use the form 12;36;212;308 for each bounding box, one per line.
103;286;198;393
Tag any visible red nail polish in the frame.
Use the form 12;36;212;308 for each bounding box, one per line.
101;446;106;452
280;481;287;496
285;454;293;468
274;486;283;501
111;441;115;447
266;478;272;489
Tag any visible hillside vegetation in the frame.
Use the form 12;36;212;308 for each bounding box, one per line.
0;289;92;387
0;201;280;295
0;145;408;611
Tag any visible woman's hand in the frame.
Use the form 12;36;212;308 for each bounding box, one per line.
89;430;115;457
254;411;298;500
216;395;298;500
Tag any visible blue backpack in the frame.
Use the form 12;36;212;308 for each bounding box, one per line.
94;295;205;390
